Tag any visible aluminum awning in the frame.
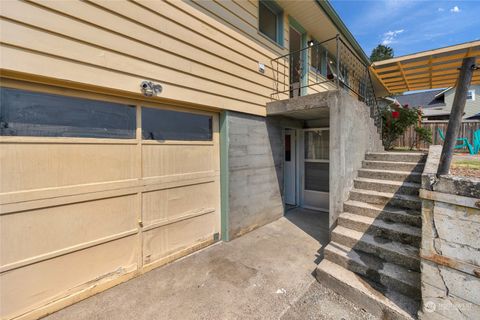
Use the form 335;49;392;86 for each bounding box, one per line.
371;41;480;96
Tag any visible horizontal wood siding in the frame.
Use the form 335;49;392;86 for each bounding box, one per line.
0;0;293;117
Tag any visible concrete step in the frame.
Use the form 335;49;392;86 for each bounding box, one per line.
316;260;419;320
362;160;425;172
337;212;421;246
365;152;427;163
358;168;422;183
348;189;422;211
331;225;420;271
344;200;421;227
324;242;421;300
354;177;420;196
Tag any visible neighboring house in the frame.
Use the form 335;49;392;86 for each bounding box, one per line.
443;85;480;119
394;85;480;120
0;1;386;320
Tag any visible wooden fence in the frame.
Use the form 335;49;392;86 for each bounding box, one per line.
394;120;480;151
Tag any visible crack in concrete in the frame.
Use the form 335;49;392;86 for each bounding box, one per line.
455;304;468;320
436;266;450;297
430;212;443;255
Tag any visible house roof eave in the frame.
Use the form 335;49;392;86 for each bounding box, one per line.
314;0;370;65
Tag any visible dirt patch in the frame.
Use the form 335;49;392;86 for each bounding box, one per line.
450;167;480;178
451;154;480;178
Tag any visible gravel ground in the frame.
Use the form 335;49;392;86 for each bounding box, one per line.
281;281;378;320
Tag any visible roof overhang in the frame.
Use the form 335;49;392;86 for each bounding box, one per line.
370;41;480;96
434;87;452;98
422;108;450;117
277;0;369;65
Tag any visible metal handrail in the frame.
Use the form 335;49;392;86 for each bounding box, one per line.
270;34;381;135
271;36;338;62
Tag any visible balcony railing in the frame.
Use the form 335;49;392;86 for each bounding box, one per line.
270;35;381;130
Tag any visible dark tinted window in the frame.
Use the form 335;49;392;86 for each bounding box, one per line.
259;2;277;43
305;162;329;192
142;106;212;141
0;87;136;139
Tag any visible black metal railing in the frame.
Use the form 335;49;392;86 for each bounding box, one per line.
271;35;382;131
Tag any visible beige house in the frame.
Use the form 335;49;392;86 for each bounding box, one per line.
441;85;480;119
0;1;386;319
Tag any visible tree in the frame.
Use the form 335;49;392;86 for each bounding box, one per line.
370;44;394;62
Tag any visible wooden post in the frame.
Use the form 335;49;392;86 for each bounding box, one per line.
437;57;476;175
416;108;422;150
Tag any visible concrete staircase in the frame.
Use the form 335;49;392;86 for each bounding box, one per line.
316;152;426;320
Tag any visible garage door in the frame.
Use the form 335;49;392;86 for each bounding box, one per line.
0;84;220;320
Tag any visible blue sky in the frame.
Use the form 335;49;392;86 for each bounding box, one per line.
330;0;480;58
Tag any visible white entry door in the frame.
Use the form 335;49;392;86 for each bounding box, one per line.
302;128;329;211
284;129;296;205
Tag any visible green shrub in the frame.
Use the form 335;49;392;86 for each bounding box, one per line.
381;104;419;150
411;127;432;150
381;103;433;150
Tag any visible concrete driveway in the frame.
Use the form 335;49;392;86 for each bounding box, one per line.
43;209;375;320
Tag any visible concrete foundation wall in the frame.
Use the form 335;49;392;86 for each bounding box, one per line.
329;90;384;229
266;90;383;230
419;145;480;320
226;111;301;239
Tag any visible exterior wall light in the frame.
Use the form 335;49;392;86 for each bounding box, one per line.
258;62;265;74
140;81;163;97
307;40;315;47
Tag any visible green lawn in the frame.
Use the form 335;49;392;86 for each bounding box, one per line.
451;159;480;170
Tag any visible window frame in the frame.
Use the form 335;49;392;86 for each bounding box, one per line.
258;0;284;46
303;128;329;162
303;127;329;193
0;81;217;146
309;40;327;76
141;105;213;142
0;87;137;139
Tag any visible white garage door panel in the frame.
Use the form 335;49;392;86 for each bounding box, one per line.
0;85;220;320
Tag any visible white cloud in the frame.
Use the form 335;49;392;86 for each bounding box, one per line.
450;6;460;13
438;8;445;12
382;29;404;45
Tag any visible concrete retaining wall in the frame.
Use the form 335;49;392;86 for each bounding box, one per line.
226;111;301;239
329;90;384;229
419;145;480;320
227;90;384;238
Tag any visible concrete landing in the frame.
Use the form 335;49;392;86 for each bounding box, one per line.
42;208;376;320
